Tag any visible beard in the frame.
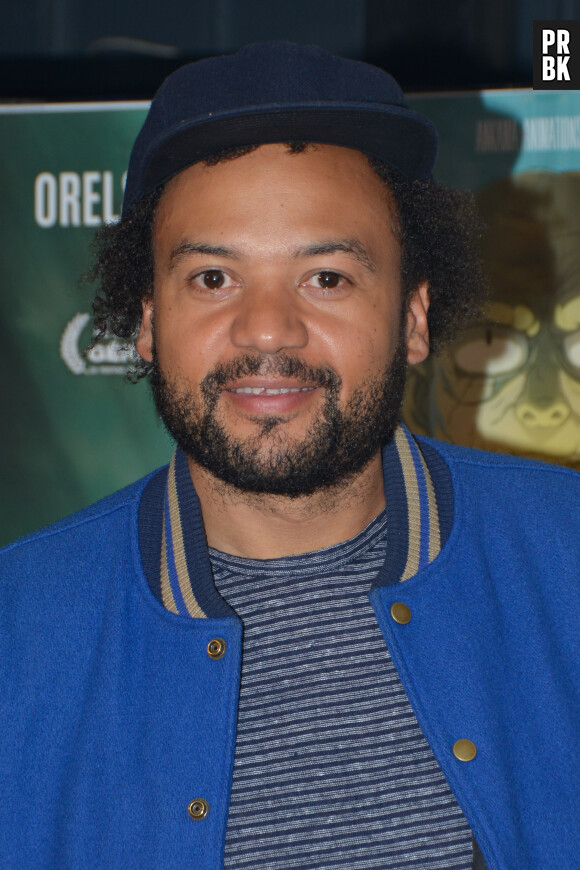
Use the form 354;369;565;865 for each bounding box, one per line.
149;333;408;497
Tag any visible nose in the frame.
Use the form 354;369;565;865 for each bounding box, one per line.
515;342;570;429
516;399;570;428
229;283;308;354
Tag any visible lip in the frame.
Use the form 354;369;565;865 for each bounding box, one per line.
223;378;319;415
225;377;317;390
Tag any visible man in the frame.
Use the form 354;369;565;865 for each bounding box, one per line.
1;42;578;870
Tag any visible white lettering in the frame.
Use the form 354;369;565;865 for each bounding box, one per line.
32;170;125;228
102;171;120;224
34;172;57;228
543;56;556;80
522;115;580;151
557;29;570;53
82;171;102;226
543;30;556;53
557;55;571;79
59;172;81;227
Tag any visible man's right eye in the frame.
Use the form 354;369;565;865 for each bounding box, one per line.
189;269;241;293
196;269;227;289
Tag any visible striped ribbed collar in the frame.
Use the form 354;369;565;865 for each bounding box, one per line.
143;422;453;620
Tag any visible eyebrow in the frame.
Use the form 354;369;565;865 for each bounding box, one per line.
293;239;377;273
168;241;241;270
167;237;377;274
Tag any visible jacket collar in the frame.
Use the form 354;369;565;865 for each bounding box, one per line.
156;422;451;619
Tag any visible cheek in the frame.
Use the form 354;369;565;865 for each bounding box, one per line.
154;305;230;376
324;321;379;373
337;297;399;363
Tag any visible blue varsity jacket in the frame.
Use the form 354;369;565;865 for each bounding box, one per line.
1;431;579;869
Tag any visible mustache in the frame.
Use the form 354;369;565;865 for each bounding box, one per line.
200;353;342;398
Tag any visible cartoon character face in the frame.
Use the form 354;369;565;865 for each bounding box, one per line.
403;171;580;467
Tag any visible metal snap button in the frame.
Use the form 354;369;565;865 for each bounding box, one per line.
188;798;209;820
390;602;412;624
207;638;226;659
453;739;477;762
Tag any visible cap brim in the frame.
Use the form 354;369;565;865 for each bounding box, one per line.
134;104;437;207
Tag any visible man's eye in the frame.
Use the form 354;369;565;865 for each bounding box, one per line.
315;271;342;289
299;271;347;293
191;270;237;291
198;270;226;289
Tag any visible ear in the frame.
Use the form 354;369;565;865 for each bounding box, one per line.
136;295;154;363
405;282;430;365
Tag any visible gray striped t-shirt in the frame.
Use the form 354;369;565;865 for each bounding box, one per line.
210;510;473;869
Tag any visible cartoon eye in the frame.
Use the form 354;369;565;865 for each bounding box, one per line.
563;330;580;370
452;328;528;375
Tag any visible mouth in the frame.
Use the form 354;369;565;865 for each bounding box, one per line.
222;379;320;415
228;386;316;396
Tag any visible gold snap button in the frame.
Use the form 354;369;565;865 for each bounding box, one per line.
390;602;412;624
188;798;209;820
207;638;226;659
453;739;477;762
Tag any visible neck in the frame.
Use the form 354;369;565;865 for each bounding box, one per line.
187;453;386;559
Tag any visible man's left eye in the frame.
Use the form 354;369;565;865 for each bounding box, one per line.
302;271;346;292
315;271;342;288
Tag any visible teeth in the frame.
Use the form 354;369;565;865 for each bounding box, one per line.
230;386;314;395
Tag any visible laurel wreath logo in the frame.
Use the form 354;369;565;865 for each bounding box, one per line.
60;312;132;376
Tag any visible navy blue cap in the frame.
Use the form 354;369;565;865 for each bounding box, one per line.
123;41;438;213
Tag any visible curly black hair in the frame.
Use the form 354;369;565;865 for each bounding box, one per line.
90;143;486;380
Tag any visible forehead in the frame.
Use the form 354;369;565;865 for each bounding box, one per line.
153;143;396;248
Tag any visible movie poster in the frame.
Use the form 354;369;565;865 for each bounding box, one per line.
405;90;580;470
0;103;172;546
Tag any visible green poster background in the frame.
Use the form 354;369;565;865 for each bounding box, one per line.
0;103;173;547
2;91;580;547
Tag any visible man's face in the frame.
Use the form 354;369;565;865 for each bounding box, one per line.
137;144;429;494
